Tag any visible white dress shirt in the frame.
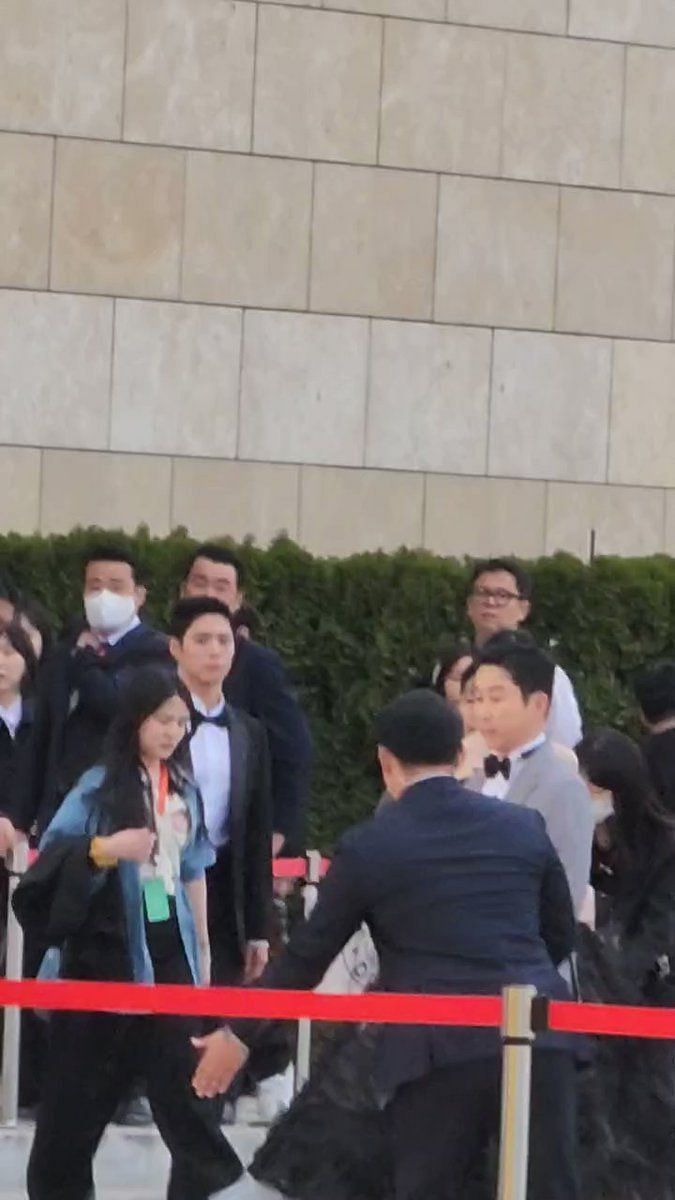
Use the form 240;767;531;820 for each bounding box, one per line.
481;733;546;801
0;696;22;740
105;614;141;647
190;695;231;848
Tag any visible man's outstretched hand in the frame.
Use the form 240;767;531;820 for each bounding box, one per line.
191;1029;249;1099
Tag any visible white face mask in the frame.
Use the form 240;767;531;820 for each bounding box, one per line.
84;590;136;636
591;789;614;826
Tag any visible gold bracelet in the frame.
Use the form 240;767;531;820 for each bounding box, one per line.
89;836;118;870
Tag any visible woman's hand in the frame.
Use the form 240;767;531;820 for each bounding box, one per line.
99;828;156;864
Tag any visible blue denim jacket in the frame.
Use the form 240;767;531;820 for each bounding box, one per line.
40;765;215;984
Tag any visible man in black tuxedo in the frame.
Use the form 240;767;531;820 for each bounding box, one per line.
169;597;272;988
193;690;580;1200
9;544;170;839
180;545;312;856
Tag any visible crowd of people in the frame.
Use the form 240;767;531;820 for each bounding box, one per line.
2;550;675;1199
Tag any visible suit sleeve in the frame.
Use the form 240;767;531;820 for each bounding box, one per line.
231;832;368;1045
547;667;583;750
71;636;170;723
248;649;312;844
622;861;675;985
243;721;273;942
539;836;576;966
542;774;593;916
7;662;55;833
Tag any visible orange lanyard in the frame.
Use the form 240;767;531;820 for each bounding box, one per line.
156;763;169;818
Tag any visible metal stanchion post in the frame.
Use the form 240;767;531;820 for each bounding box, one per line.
1;839;28;1127
294;850;322;1095
496;985;536;1200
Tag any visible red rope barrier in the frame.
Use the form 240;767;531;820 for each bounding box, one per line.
549;1000;675;1040
0;979;502;1026
272;857;330;879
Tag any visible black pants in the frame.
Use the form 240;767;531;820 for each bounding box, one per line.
387;1051;580;1200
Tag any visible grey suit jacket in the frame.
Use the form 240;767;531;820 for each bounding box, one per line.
474;740;593;914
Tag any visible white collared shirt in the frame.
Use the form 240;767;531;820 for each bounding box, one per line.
0;696;22;740
190;695;231;849
481;733;546;801
105;614;141;647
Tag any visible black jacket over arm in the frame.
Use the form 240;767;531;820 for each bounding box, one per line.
10;622;171;835
224;638;312;848
231;778;577;1095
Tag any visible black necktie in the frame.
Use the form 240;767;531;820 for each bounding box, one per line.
484;754;511;781
189;706;230;736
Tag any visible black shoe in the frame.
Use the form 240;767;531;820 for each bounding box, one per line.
112;1095;154;1127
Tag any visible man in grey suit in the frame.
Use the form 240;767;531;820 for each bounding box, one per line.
470;642;593;914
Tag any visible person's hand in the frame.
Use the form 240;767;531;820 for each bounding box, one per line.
0;816;17;859
272;832;285;857
191;1029;248;1099
244;941;269;984
102;828;156;864
76;629;102;652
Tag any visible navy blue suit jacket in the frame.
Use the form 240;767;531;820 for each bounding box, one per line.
235;777;576;1094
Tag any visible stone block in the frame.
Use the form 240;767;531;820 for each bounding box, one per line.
502;33;623;186
489;330;612;483
424;475;547;557
446;0;566;33
51;140;184;299
239;310;369;466
0;0;125;137
41;450;172;535
380;21;505;174
0;133;53;289
569;1;675;48
556;188;675;340
110;301;242;458
435;176;557;329
609;341;675;488
125;0;256;151
172;458;300;543
340;0;443;15
0;291;111;448
546;482;665;558
365;322;491;474
254;6;381;163
182;152;312;309
0;448;41;535
311;164;437;319
623;47;675;193
299;466;424;555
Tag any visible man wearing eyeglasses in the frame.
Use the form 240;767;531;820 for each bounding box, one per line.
466;558;582;749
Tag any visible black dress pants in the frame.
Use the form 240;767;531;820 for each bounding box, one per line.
387;1050;580;1200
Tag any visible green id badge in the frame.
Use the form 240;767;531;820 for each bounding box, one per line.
143;878;170;923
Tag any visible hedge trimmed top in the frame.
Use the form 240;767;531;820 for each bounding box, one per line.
1;528;672;847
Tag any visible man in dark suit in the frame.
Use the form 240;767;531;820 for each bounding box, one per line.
9;544;170;839
169;597;272;988
192;690;580;1200
635;661;675;816
180;545;312;856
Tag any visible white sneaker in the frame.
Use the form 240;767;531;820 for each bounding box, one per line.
256;1065;295;1123
235;1093;262;1125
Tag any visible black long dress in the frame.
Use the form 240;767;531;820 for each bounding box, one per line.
251;852;675;1200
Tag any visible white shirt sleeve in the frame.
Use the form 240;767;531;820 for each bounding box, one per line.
546;665;583;750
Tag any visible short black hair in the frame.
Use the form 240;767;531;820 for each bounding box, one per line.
478;643;555;702
481;629;536;654
169;596;232;642
183;544;245;588
431;641;473;695
469;558;533;602
83;543;139;581
635;662;675;725
231;603;261;639
374;689;464;767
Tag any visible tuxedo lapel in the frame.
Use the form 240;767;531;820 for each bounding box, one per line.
228;708;249;845
506;743;550;809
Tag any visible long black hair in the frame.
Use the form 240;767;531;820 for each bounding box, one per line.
96;667;191;831
431;641;473;696
577;728;675;873
0;619;39;698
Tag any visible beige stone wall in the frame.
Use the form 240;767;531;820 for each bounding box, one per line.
2;0;675;559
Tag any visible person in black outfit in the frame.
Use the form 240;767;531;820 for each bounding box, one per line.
634;662;675;818
0;621;38;858
181;545;312;856
7;544;171;841
22;669;244;1200
192;690;581;1200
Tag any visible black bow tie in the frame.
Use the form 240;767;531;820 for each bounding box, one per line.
484;754;511;781
190;705;230;736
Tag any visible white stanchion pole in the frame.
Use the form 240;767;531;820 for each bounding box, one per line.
1;839;28;1127
496;985;536;1200
294;850;322;1095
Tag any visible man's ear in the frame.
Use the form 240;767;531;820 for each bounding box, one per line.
135;585;147;611
520;599;532;623
169;636;181;664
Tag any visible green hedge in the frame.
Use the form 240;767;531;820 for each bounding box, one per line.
2;528;675;848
